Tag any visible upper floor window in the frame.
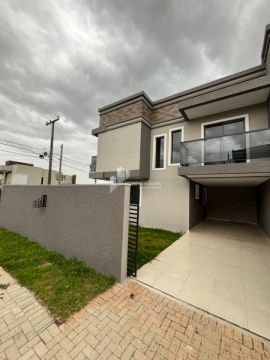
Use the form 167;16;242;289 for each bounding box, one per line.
204;118;245;139
170;128;182;164
204;118;246;164
153;134;166;169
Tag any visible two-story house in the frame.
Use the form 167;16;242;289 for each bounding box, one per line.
90;24;270;237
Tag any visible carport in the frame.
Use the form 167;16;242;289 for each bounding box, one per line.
137;219;270;339
180;162;270;235
189;180;262;227
137;171;270;339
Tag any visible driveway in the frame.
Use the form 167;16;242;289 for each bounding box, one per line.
1;266;270;359
137;220;270;340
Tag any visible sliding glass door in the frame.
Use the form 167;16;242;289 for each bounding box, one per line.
204;118;246;164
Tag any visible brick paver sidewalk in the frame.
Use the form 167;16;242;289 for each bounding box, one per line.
0;267;270;359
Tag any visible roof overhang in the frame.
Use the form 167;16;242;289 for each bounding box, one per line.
179;76;270;120
187;174;270;187
179;161;270;187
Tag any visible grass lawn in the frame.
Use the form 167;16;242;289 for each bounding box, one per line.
0;228;115;322
137;227;181;269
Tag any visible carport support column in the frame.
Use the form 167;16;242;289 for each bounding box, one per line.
189;181;205;230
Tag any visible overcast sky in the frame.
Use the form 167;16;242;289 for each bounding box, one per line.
0;0;269;182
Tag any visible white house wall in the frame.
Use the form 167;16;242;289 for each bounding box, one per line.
139;123;190;233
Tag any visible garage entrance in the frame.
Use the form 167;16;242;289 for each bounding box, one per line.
189;178;270;231
207;186;257;224
137;179;270;339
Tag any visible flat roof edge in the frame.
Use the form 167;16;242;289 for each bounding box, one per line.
153;64;265;106
98;91;153;113
262;24;270;62
98;65;265;115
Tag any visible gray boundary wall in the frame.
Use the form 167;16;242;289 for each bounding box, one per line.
0;184;130;281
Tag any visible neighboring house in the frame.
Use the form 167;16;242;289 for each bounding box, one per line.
90;24;270;236
0;161;76;186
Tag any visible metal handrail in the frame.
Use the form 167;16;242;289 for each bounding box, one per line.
180;127;270;145
180;128;270;166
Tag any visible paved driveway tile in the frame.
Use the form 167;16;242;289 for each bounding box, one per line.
1;266;270;359
137;220;270;339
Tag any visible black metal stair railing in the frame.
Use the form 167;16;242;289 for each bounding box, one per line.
127;185;140;277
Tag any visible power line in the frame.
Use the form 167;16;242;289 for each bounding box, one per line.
0;138;45;152
59;161;89;174
0;95;87;164
0;126;50;150
0;136;88;169
44;154;89;174
0;149;41;159
0;124;90;168
57;152;88;165
0;123;90;167
0;134;50;160
0;128;44;143
0;148;89;175
0;139;88;170
0;90;90;160
53;153;89;168
0;123;42;136
0;114;90;172
0;96;48;123
52;156;88;172
63;156;88;167
0;141;42;155
0;86;54;122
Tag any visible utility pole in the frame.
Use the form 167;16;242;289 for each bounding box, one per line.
58;144;63;185
46;116;59;184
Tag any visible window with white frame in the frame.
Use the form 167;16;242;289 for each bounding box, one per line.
170;129;182;164
153;135;166;169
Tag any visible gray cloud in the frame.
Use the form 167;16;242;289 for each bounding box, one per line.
0;0;269;181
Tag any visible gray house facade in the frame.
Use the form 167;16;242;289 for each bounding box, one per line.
90;24;270;236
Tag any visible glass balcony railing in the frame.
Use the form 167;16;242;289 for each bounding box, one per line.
180;128;270;166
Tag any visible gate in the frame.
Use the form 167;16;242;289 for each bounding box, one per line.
127;185;140;277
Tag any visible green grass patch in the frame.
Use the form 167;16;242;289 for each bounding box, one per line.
137;227;181;269
0;228;115;322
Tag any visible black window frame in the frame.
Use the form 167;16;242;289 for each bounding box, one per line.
154;135;165;169
204;118;247;165
170;129;182;164
204;118;245;139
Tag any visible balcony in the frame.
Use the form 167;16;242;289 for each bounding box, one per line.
178;128;270;186
180;128;270;166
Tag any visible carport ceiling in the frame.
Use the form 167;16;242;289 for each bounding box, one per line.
191;176;270;187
